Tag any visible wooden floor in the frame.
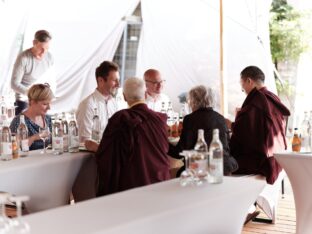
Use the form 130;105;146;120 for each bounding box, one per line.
242;177;296;234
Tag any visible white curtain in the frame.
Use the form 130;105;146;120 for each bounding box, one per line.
0;0;29;96
0;0;139;113
137;0;274;117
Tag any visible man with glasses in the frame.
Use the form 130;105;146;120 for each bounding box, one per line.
11;30;55;115
144;69;171;112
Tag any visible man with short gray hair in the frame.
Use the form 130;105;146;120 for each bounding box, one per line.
93;77;170;196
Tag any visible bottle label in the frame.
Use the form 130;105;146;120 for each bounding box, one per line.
53;137;63;149
63;135;69;150
209;158;223;177
69;136;79;148
1;142;12;155
21;139;29;152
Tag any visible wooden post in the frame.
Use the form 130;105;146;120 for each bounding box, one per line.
219;0;226;115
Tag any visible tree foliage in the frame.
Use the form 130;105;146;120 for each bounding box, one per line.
270;0;310;64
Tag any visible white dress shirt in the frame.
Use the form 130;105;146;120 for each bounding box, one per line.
76;89;121;142
145;93;171;112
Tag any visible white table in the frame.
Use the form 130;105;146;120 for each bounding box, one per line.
22;176;265;234
0;150;96;213
275;152;312;234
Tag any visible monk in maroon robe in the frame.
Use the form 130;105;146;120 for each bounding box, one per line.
226;66;290;184
94;77;170;196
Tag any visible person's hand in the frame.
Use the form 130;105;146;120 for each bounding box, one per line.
85;140;99;153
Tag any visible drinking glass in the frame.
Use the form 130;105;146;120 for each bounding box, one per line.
179;150;195;186
9;196;30;234
0;193;11;233
39;125;50;154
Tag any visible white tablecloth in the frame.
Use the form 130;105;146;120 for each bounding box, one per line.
275;152;312;234
0;150;94;213
22;176;266;234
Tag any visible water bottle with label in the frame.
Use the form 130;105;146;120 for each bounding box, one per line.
301;111;310;152
52;115;63;155
68;112;79;153
191;129;208;185
208;129;223;184
91;108;101;143
17;115;29;157
61;112;69;152
0;121;12;161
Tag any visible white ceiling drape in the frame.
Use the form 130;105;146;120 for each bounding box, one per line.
137;0;274;117
1;0;274;116
0;0;139;112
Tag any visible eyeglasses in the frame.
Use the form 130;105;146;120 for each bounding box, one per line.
145;80;166;85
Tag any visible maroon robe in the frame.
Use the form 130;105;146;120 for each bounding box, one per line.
95;103;170;196
230;87;290;184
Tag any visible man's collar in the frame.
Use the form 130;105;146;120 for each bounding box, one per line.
145;92;160;101
95;88;112;102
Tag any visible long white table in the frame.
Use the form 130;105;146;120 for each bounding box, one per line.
0;150;96;213
21;176;265;234
275;152;312;234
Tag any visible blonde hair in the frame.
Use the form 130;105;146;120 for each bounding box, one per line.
27;83;54;102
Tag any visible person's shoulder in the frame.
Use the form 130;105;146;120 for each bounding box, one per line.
45;52;54;63
15;49;32;63
78;92;96;107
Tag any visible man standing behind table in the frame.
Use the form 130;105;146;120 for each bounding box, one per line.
226;66;290;184
144;69;171;112
11;30;56;115
76;60;126;143
86;77;170;196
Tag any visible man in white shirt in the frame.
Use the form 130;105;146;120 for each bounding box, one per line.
76;61;122;143
144;69;171;112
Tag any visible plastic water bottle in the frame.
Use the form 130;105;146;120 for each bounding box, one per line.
208;129;223;184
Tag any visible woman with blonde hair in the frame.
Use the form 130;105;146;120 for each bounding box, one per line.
10;83;54;151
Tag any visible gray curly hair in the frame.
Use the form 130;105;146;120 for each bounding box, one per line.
188;85;215;111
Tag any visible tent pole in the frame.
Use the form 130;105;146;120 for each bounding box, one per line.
219;0;226;116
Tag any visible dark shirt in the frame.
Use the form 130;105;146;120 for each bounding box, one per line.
96;103;170;196
10;114;52;151
168;107;238;175
230;87;290;184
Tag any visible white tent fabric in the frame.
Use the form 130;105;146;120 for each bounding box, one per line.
0;0;139;112
0;0;275;115
137;0;275;117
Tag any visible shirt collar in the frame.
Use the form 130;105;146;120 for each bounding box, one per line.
145;92;160;102
94;89;112;102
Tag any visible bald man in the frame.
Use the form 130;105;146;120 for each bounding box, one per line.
144;69;171;112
